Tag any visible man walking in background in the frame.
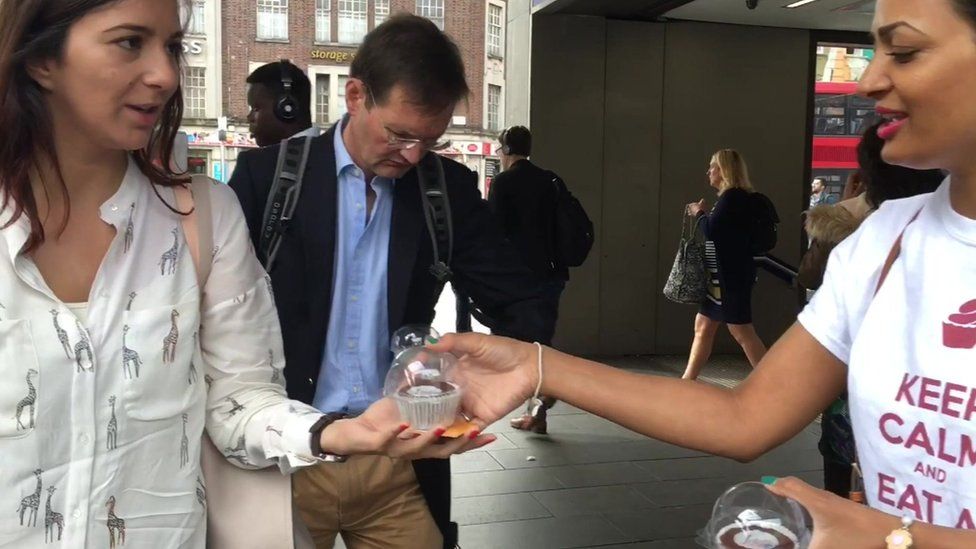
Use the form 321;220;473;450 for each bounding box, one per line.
488;126;572;434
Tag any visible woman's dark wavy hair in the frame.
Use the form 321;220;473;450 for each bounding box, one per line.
858;121;944;209
954;0;976;29
0;0;189;252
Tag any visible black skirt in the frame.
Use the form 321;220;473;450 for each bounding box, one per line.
700;240;755;325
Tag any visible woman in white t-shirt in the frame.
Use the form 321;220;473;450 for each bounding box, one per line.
0;1;487;546
433;0;976;546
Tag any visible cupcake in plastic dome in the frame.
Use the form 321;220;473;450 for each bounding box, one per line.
698;481;812;549
391;325;442;357
383;347;462;431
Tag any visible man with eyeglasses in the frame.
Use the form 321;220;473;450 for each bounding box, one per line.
229;14;554;549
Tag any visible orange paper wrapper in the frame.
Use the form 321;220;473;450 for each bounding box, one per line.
441;419;479;439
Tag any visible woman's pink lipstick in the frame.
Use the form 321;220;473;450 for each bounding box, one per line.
876;107;908;140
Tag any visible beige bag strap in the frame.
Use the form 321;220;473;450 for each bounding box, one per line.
172;177;306;549
173;175;214;289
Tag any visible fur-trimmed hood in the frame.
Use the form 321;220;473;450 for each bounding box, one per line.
804;202;866;244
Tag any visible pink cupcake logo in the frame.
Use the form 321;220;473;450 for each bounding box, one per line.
944;299;976;349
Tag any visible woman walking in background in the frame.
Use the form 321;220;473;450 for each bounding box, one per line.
682;150;766;380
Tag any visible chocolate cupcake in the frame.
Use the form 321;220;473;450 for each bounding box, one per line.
384;347;462;430
715;521;799;549
394;380;462;431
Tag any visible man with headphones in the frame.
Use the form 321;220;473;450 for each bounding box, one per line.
489;126;573;434
246;60;318;147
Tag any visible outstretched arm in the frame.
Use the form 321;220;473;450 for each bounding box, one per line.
432;321;844;462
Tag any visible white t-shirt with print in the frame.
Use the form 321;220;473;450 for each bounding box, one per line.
799;179;976;529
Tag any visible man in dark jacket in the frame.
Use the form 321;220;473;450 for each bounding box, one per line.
487;126;566;433
229;16;553;549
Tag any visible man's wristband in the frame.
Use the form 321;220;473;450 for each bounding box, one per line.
309;412;348;463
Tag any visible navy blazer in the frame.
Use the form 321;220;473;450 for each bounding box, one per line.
228;123;554;405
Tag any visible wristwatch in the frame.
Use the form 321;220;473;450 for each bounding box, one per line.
309;412;349;463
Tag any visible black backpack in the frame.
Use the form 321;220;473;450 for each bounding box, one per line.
259;137;454;284
547;172;594;268
750;192;779;255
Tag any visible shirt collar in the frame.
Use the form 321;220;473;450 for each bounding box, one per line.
98;156;142;228
333;116;357;179
1;156;142;263
0;197;30;266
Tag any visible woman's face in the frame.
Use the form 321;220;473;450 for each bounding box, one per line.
707;161;723;189
858;0;976;173
30;0;182;153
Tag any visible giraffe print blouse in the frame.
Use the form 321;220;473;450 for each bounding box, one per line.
0;158;324;548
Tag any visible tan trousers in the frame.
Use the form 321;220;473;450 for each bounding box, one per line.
293;455;442;549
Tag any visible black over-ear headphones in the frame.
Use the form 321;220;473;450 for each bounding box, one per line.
274;59;299;122
498;128;511;155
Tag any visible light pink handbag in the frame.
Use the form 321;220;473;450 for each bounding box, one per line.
176;176;314;549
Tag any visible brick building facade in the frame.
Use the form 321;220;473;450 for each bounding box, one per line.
198;0;508;190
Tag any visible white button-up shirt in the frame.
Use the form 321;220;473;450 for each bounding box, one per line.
0;158;323;548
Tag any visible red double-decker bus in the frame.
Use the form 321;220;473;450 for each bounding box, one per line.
812;81;876;198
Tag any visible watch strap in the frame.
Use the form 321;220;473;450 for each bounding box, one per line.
309;412;348;462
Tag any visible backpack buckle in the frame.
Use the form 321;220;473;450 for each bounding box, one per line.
429;261;453;282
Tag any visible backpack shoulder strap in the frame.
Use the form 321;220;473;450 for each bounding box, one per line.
259;135;313;271
174;174;215;293
417;153;453;284
546;170;566;193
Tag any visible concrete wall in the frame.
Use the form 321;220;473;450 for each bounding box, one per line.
505;0;533;126
530;15;812;356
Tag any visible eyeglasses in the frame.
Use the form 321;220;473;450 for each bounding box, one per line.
364;84;452;152
383;130;452;152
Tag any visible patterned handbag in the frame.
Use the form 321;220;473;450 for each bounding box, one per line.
663;213;707;304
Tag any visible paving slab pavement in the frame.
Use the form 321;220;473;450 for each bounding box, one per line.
449;355;823;549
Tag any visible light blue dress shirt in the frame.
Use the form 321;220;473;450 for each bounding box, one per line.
313;122;395;414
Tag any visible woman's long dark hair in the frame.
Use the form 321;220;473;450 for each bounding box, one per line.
858;121;944;208
0;0;189;252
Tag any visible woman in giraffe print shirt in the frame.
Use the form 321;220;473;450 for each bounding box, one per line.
0;1;490;547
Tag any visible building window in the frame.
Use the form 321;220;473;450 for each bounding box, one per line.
257;0;288;41
337;75;350;118
315;75;331;125
487;84;501;131
487;4;503;58
374;0;390;27
315;0;331;43
338;0;367;44
184;67;207;118
188;0;206;35
188;152;209;175
416;0;444;31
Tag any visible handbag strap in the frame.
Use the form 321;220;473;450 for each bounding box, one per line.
873;209;922;297
173;175;215;293
681;211;701;243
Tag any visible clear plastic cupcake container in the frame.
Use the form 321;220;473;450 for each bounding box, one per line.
384;346;462;430
391;325;442;357
393;383;463;430
697;481;812;549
